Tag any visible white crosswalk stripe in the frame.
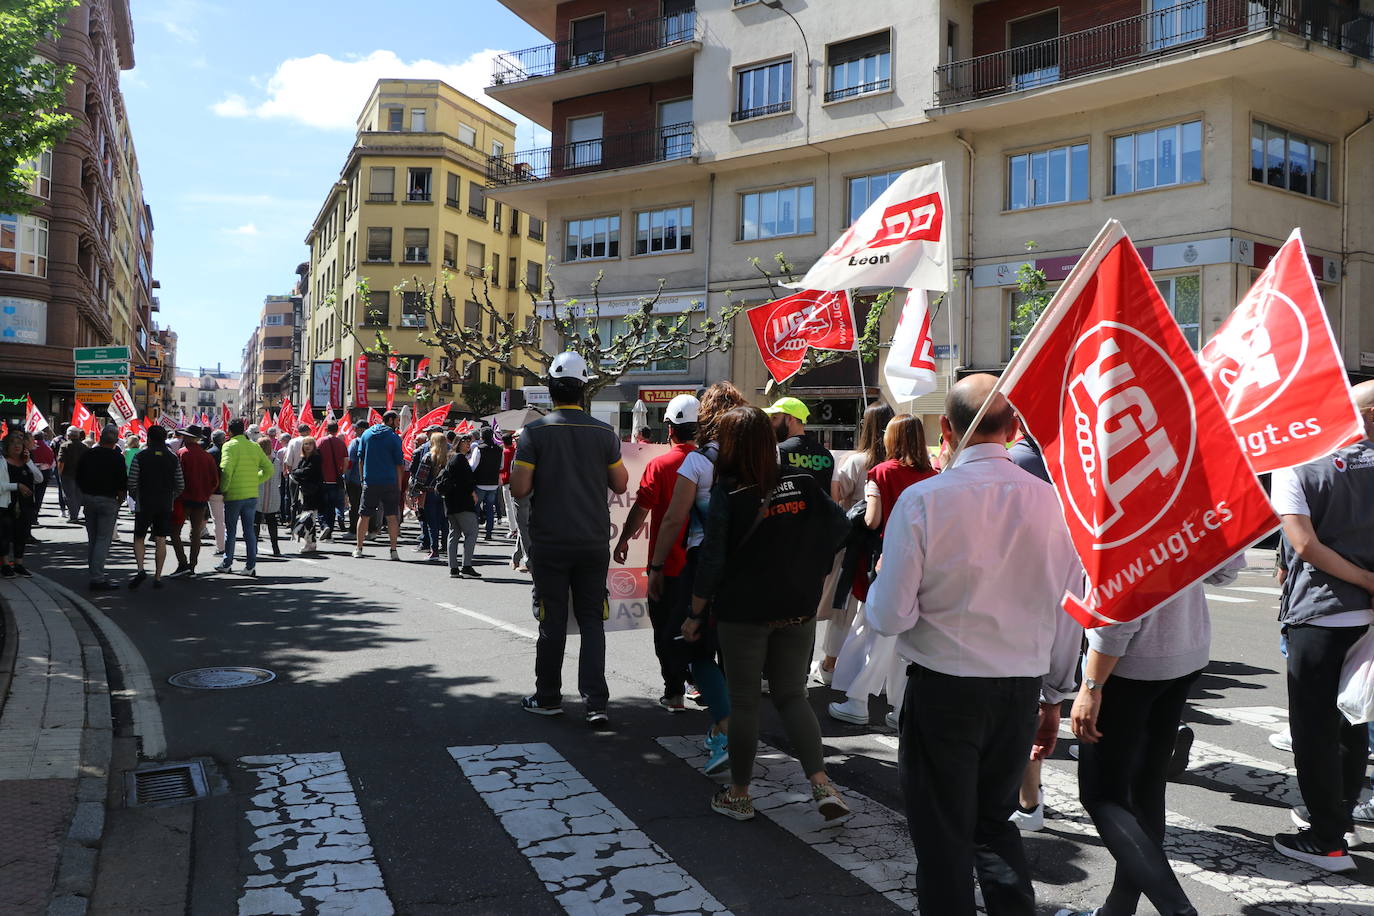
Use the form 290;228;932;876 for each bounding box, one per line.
1227;585;1284;596
449;742;731;916
1203;592;1255;603
1208;705;1289;730
236;752;394;916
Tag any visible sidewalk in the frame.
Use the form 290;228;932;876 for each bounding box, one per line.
0;573;114;916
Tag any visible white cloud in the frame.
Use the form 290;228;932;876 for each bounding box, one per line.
145;0;217;44
209;49;549;149
225;223;259;236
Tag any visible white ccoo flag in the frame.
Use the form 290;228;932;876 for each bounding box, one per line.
106;383;137;427
883;290;938;401
799;162;951;293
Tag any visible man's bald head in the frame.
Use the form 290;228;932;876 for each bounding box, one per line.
1354;379;1374;439
945;373;1016;440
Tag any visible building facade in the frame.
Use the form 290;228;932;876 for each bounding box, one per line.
239;296;297;416
303;79;547;417
171;367;239;423
488;0;1374;443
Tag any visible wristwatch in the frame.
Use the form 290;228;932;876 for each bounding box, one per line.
1084;677;1105;692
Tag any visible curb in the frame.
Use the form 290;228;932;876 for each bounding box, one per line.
0;594;16;718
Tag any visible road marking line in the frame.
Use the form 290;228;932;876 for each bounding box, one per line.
1203;593;1254;604
1226;586;1283;596
237;752;394;916
436;601;537;640
1207;705;1289;729
450;742;732;915
659;736;921;912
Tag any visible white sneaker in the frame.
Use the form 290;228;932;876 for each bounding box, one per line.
1269;728;1293;753
1010;803;1045;832
828;697;869;726
1069;744;1080;760
884;711;899;730
809;660;834;686
352;547;365;558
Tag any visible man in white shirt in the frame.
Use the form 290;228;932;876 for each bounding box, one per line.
280;423;311;524
866;374;1082;916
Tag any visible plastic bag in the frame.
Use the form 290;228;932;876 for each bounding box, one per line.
1337;628;1374;725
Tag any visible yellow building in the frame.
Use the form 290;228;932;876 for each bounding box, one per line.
304;79;547;414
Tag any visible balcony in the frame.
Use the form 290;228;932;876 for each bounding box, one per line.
488;13;700;123
934;0;1374;108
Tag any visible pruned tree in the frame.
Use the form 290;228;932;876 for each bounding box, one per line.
0;0;78;215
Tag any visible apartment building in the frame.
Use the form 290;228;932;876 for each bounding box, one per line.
171;366;239;421
488;0;1374;444
0;0;164;420
303;79;547;416
239;296;297;416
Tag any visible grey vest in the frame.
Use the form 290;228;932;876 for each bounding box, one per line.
1279;440;1374;626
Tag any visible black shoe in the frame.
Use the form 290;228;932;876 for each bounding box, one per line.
461;565;482;579
25;536;42;544
12;563;32;578
89;580;120;591
0;565;15;579
128;571;147;589
521;696;563;716
1273;828;1356;873
1290;806;1358;847
152;579;164;589
585;708;609;728
1167;724;1193;779
449;568;462;578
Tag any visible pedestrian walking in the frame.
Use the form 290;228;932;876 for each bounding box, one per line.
510;352;628;725
409;432;449;563
56;426;88;524
290;437;324;554
76;426;127;591
685;405;851;823
500;431;517;537
215;418;275;576
281;423;311;525
207;429;227;555
354;410;405;560
471;426;503;539
317;421;350;540
253;438;284;557
865;375;1082;916
437;433;480;578
126;425;184;589
168;425;218;578
30;430;54;523
0;432;37;578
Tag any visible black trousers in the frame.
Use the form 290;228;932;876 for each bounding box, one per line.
530;545;610;710
253;512;280;555
648;572;691;698
1078;672;1199;916
899;665;1040;916
1287;623;1370;846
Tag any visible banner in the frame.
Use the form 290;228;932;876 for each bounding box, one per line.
884;290;938;401
386;356;398;410
106;383;137;427
158;413;177;432
1199;229;1362;473
798;161;951;293
1001;220;1277;628
746;289;857;384
24;395;48;433
354;355;370;408
330;358;344;410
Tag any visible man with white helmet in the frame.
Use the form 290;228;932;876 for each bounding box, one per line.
614;394;699;713
510;352;629;726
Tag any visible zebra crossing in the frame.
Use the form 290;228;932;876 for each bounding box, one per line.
223;701;1374;915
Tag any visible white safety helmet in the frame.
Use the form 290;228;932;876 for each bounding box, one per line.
549;351;594;383
664;394;700;425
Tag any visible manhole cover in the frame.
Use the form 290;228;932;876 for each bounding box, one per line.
168;667;276;689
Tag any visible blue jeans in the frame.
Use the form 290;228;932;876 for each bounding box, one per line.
476;488;500;537
422;491;448;551
223;497;259;567
83;495;119;583
321;483;347;530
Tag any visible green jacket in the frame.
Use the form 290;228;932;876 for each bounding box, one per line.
219;434;275;501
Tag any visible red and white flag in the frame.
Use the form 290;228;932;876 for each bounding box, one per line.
220;403;232;432
746;289;857;384
25;395;49;434
71;400;93;434
884;290;938;401
798;162;951;293
298;401;315;432
338;412;356;444
1198;229;1362;473
367;407;384;427
1001;220;1277;628
277;398;295;435
259;408;272;430
416;357;431;379
354;355;370;409
106;383;137;427
159;413;177;431
385;356;398;410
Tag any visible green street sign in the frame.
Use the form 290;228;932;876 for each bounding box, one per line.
75;361;130;378
74;346;131;362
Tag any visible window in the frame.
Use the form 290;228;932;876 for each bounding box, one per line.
492;140;505;158
1111;120;1202;194
468;182;487;218
1146;0;1206;51
570;14;606;66
466;239;486;277
826;32;891;102
0;213;48;277
528;216;545;241
406;168;431;202
411;108;426;132
446;172;459;207
565;216;620;261
593;316;687;372
1009;10;1059;89
491;253;500;287
526;260;543;295
507;256;517;290
493;202;503;232
363;291;389;327
566;115;603;169
1007;142;1089;210
463;300;481;328
368;167;394;202
740;185;814;240
443;232;458;269
734;59;792;121
1251;120;1330;200
634;205;693;255
509;209;520;236
847;169;903;223
366;227;391;261
403;228;429;263
401;291;426;328
22;150;52;198
1155;275;1200;349
458;123;477;147
386;107;403;131
264;313;285;326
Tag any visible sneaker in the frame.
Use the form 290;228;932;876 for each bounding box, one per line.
1010;803;1045;832
686;684;705;706
0;565;15;579
585;708;609;727
704;733;730;776
760;678;770;696
89;580;120;591
128;571;147;589
152;579;164;589
520;696;563;716
810;660;834;686
241;566;256;577
167;565;193;579
515;564;530;574
461;566;482;579
213;549;224;557
213;561;232;573
1290;806;1358;847
659;695;687;714
828;697;869;726
389;548;400;561
12;563;32;578
320;530;333;542
450;567;462;578
1353;801;1374;824
352;548;365;558
812;782;852;823
1167;724;1194;779
704;728;727;752
1069;744;1080;760
428;550;440;561
1269;728;1293;752
1273;829;1356;873
711;787;754;821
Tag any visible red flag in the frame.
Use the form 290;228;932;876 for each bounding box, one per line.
401;420;419;462
413;404;451;430
385;356;398;410
746;289;857;384
25;395;49;433
260;408;272;430
298;401;315;431
329;358;344;409
338;412;356;444
222;404;233;431
416;357;431;379
367;407;384;427
278;397;295;434
1199;229;1362;473
354;355;370;408
70;400;92;433
1001;220;1277;629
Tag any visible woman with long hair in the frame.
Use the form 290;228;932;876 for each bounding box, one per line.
813;401;894;684
686;406;852;823
0;433;37;578
412;432;450;561
289;437;324;554
829;414;937;727
254;438;283;556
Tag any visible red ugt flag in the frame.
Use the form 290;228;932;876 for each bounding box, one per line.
1198;228;1362;473
367;407;384;427
1001;220;1277;628
277;398;295;435
746;289;857;384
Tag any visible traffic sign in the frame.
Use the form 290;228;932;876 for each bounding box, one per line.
75;378;116;389
75;361;130;378
131;364;162;381
74;346;131;362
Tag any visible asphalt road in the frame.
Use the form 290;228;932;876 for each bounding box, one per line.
24;508;1374;916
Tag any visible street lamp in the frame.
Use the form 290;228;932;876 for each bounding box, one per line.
759;0;812;91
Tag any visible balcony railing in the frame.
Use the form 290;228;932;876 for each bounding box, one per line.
487;122;695;185
491;12;698;85
732;100;791;122
934;0;1374;106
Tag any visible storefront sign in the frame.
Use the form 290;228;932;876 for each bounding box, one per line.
0;394;27;408
311;361;333;408
74;346;131;362
1362;351;1374;369
0;297;46;345
807;398;859;428
522;385;551;406
536;292;707;320
637;386;697;404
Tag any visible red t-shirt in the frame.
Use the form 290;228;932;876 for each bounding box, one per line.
867;460;937;536
500;445;516;485
317;434;349;484
632;442;696;577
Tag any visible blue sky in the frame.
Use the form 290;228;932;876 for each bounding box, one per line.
120;0;547;373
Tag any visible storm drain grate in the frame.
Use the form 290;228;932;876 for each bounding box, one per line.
127;761;209;807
